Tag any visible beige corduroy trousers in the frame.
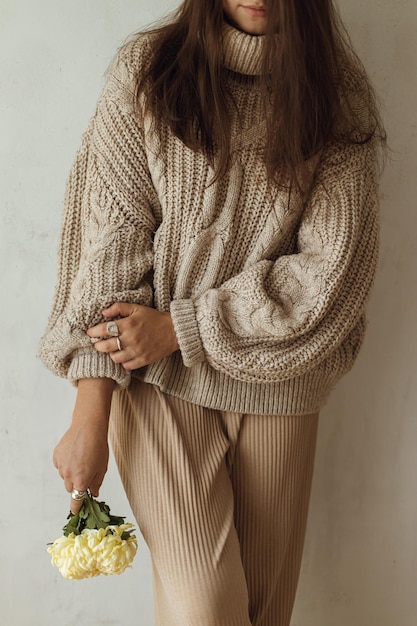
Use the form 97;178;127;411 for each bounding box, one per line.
109;380;318;626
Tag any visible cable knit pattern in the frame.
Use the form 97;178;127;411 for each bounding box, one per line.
39;26;379;415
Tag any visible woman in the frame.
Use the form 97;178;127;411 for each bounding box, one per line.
40;1;384;624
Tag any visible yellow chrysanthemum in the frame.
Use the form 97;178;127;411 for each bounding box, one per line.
48;524;138;580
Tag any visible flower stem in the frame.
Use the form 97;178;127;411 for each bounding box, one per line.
63;493;127;536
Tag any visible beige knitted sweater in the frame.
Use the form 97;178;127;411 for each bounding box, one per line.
40;26;379;415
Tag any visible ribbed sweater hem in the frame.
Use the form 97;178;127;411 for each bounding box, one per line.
170;299;205;367
133;353;335;416
68;349;131;388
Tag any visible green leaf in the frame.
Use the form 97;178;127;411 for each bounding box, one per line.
58;493;133;537
86;516;96;529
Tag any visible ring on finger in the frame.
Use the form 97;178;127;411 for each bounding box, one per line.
116;336;122;351
71;489;88;501
106;321;119;337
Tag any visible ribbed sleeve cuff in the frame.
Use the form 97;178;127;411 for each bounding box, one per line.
67;348;131;388
170;299;205;368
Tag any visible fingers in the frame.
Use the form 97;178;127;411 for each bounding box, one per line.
69;486;89;515
88;304;178;370
111;356;143;371
68;481;102;515
68;473;103;514
64;475;91;514
92;337;122;354
92;338;139;369
92;337;136;364
53;417;110;516
88;479;101;499
87;321;122;340
87;303;140;340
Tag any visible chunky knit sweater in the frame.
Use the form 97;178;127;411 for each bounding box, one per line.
39;26;379;415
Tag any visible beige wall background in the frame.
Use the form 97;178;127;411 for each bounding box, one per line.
1;1;416;624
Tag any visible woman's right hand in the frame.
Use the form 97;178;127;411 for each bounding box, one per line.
53;378;115;514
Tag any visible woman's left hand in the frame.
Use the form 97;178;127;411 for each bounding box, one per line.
87;303;179;370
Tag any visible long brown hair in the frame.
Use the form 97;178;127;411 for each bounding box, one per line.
135;0;384;184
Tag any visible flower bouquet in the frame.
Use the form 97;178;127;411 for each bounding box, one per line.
47;493;138;579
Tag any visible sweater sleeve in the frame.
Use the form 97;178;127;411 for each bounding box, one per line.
39;42;160;387
170;138;379;383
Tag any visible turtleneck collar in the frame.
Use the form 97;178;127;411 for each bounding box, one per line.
222;24;265;76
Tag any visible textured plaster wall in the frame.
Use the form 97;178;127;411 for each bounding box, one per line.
1;1;416;625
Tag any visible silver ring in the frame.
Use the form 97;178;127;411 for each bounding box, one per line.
71;489;87;501
106;321;119;337
116;337;122;351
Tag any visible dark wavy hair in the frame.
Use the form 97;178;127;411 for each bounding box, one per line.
135;0;385;184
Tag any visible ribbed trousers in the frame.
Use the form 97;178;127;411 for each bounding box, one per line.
109;380;318;626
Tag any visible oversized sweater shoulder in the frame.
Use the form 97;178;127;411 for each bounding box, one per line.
39;26;380;415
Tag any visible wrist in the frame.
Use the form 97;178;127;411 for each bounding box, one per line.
72;378;115;428
165;312;180;353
